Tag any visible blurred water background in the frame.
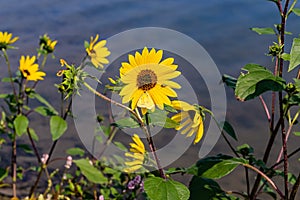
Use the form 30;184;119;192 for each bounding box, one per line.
1;0;300;198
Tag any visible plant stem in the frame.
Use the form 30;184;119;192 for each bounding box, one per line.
244;163;285;199
145;113;166;179
2;49;17;98
12;132;17;198
278;0;290;197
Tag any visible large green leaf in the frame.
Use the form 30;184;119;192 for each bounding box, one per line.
144;177;190;200
250;27;276;35
235;64;286;101
189;176;238;200
73;159;107;184
288;38;300;72
50;116;67;141
201;158;247;179
14;115;29;137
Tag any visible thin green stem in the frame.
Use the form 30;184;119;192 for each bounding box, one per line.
2;49;17;97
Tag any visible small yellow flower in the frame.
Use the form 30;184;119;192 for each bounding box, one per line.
124;134;146;173
86;34;110;68
19;56;46;81
39;34;57;53
119;47;181;114
171;100;204;144
0;31;18;49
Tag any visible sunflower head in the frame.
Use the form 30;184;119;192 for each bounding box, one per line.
39;34;57;54
0;31;18;50
124;134;147;173
171;100;204;144
119;47;181;115
85;34;110;68
19;56;46;81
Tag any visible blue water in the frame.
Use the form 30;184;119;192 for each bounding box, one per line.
1;0;300;197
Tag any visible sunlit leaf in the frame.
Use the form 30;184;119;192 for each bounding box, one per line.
14;115;29;137
251;27;276;35
201;158;247;179
288;38;300;72
66;147;85;156
50;116;67;141
292;8;300;16
73;159;107;184
144;177;190;200
235;64;286;101
112;118;139;129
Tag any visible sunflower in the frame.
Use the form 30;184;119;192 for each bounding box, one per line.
86;34;110;68
124;134;146;173
171;100;204;144
119;47;181;114
39;34;57;53
19;56;46;81
0;31;18;50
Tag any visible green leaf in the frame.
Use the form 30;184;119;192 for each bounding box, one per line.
28;128;39;141
50;116;67;141
251;27;276;35
30;92;58;115
294;132;300;136
17;144;33;154
281;53;290;61
292;8;300;16
235;64;286;101
113;141;127;151
14;115;29;137
147;109;179;128
66;147;85;156
219;121;237;141
144;177;190;200
201;158;247;179
34;106;57;116
188;154;233;176
189;176;238;200
73;159;107;184
288;38;300;72
112;117;139;129
0;168;8;182
222;74;237;90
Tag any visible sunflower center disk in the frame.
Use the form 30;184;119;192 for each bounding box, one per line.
136;69;157;91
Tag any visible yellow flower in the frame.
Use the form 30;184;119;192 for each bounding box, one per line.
0;31;18;49
171;100;204;144
39;34;57;53
124;134;146;173
19;56;46;81
86;34;110;68
119;47;181;114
